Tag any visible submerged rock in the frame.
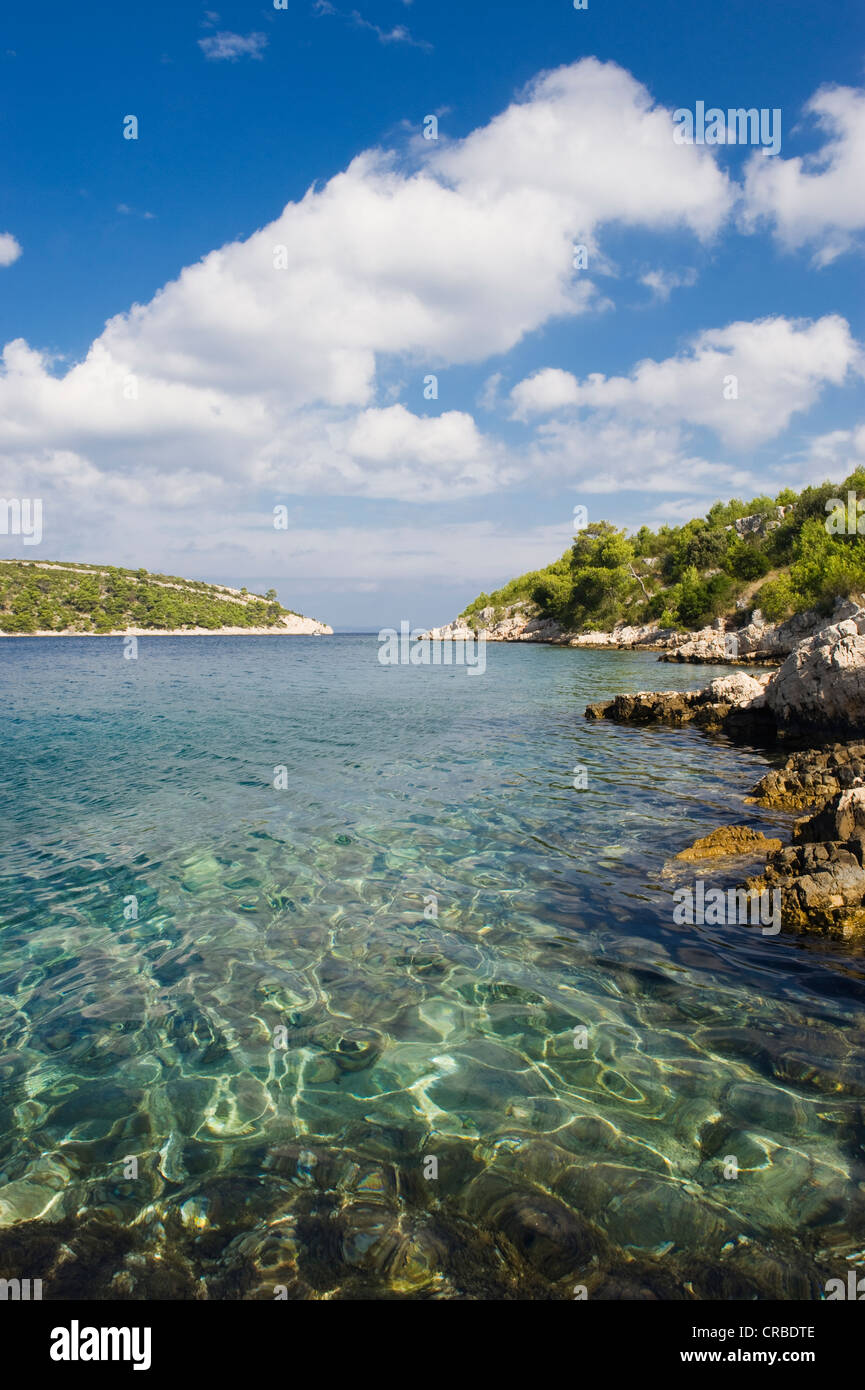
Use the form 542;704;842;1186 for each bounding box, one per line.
0;1179;64;1226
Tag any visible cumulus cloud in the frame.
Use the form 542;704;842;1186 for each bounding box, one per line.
432;61;733;240
198;31;267;61
0;58;740;521
742;84;865;264
511;368;580;420
4;59;862;593
0;232;22;266
510;315;863;448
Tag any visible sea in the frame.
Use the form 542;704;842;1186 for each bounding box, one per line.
1;634;863;1299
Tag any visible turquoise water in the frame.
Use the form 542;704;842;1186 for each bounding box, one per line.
1;634;864;1299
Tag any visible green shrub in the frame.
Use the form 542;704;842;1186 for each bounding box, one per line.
757;575;798;622
726;541;771;581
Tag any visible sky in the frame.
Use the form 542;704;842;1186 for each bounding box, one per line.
0;0;863;629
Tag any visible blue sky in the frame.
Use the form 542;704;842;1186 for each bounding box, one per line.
1;0;863;627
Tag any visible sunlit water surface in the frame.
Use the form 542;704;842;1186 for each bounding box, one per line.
1;635;864;1299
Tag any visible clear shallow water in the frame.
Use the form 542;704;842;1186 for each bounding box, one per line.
1;634;864;1300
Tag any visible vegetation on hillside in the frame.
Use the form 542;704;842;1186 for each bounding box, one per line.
0;561;301;634
461;469;865;634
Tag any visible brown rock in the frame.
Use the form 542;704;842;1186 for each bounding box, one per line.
676;826;782;861
742;790;865;935
585;673;769;736
796;787;865;848
748;842;865;936
747;742;865;811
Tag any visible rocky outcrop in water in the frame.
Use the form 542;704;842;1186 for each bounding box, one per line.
424;603;566;643
746;789;865;937
743;762;865;938
587;608;865;744
748;742;865;811
585;672;772;736
659;606;838;665
586;607;865;938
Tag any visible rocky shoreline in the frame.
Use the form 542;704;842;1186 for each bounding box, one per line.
426;597;862;666
586;605;865;939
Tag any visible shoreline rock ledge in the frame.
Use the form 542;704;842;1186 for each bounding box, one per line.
424;595;864;665
585;607;865;937
586;606;865;742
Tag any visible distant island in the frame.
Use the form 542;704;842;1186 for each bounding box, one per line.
0;560;332;636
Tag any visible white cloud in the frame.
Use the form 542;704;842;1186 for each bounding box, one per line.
511;368;580;420
215;520;568;585
314;3;432;50
351;14;431;50
0;58;741;520
510;315;863;448
742;84;865;264
432;60;733;240
478;372;503;412
639;267;697;302
6;59;863;593
198;31;267;61
0;232;22;266
348;404;480;464
117;204;155;220
527;416;755;496
260;404;514;500
770;421;865;488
